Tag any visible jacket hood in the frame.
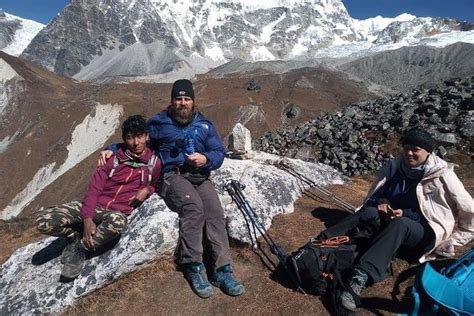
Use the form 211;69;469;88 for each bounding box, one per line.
423;154;450;179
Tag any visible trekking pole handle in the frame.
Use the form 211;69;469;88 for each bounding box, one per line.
225;179;283;251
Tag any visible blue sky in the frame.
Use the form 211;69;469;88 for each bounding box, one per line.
1;0;473;24
342;0;474;23
1;0;69;24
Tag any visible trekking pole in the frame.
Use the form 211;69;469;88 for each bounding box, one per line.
225;180;285;260
277;160;356;213
225;180;305;293
279;160;355;212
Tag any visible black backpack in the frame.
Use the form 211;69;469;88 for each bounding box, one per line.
286;236;356;296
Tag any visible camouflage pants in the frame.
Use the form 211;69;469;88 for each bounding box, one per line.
36;201;128;250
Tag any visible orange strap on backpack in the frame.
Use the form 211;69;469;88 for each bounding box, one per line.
310;235;350;247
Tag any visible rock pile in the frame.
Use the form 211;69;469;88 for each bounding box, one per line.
247;79;261;91
256;77;473;176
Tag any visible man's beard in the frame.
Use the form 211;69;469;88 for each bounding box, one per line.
167;105;196;125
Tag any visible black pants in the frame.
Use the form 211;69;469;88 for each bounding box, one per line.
320;207;435;283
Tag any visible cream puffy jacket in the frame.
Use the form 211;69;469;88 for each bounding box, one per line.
361;154;473;262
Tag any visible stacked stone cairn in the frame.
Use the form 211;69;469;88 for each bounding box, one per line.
227;123;255;159
256;77;473;176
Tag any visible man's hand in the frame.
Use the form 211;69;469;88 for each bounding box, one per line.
82;218;96;250
129;187;150;208
378;202;403;220
377;202;394;221
389;208;403;219
377;203;391;214
186;153;207;167
98;150;114;166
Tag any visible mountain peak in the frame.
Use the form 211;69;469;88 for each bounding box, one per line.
0;11;44;56
17;0;474;80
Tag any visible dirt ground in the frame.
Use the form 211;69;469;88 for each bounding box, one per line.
57;178;369;316
1;166;472;316
62;175;469;316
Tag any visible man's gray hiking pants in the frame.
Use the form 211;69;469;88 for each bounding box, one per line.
159;173;232;270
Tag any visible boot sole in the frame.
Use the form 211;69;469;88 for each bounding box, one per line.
61;259;85;279
340;293;358;312
193;288;214;298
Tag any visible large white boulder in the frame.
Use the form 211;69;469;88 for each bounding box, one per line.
0;152;344;314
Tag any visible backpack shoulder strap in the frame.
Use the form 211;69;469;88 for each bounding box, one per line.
108;155;119;178
147;153;157;185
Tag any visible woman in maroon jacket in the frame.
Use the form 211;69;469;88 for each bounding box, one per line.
36;115;161;280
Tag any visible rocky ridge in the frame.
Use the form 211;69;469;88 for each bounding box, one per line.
20;0;473;80
338;42;474;92
21;0;353;78
256;77;474;176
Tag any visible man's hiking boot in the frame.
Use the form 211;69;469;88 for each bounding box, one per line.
340;268;369;311
211;264;245;296
60;233;79;264
184;263;214;298
61;239;86;279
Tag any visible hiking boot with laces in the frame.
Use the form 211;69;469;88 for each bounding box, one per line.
340;268;369;312
211;264;245;296
60;233;79;264
184;263;214;298
60;239;86;279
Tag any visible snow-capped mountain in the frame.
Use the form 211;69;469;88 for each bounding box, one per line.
0;10;44;56
20;0;474;80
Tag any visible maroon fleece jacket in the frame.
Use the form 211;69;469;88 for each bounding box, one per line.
80;147;161;219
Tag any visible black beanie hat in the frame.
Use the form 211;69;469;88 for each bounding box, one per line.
171;79;195;100
400;129;436;152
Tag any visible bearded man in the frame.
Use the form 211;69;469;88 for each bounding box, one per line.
102;79;245;298
150;79;246;298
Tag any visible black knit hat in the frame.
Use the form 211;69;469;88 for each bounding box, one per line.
171;79;194;100
400;129;436;152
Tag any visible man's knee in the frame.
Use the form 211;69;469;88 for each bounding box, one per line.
359;206;379;220
195;181;224;218
36;207;61;234
36;202;81;234
36;211;54;234
386;217;413;232
164;176;205;214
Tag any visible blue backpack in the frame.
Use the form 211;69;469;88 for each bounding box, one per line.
409;247;474;316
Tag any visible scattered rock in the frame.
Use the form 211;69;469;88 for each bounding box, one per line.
285;104;300;119
246;79;260;91
256;76;474;176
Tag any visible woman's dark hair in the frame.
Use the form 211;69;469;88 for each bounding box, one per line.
122;115;147;140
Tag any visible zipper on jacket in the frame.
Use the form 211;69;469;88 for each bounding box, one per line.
106;168;134;209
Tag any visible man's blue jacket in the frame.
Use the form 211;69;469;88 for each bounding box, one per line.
147;110;225;174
